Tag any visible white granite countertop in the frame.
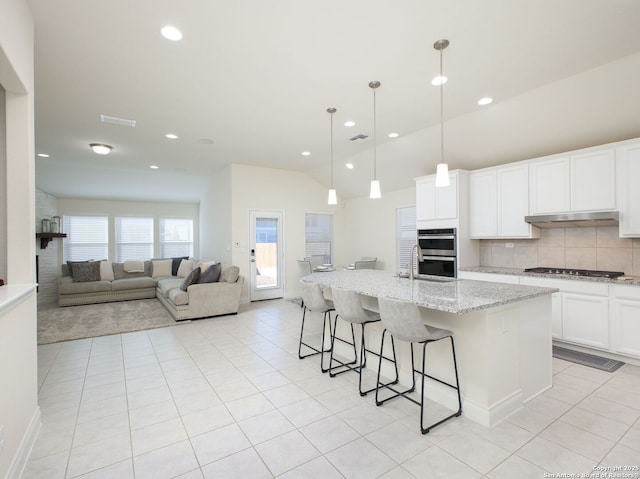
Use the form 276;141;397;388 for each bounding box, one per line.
459;266;640;286
305;270;557;314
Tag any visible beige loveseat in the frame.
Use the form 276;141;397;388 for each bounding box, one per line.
57;260;244;321
155;266;244;321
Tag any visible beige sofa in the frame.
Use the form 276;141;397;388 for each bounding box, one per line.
155;266;244;321
57;260;244;321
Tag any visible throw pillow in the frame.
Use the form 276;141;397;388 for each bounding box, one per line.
176;259;194;278
220;265;240;283
124;260;145;273
152;259;173;278
199;263;221;283
71;261;101;282
180;267;201;291
198;260;217;273
172;256;189;276
100;260;114;281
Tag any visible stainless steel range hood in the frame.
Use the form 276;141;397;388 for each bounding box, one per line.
524;211;619;228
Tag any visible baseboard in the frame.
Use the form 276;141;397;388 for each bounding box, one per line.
462;389;523;428
6;406;41;479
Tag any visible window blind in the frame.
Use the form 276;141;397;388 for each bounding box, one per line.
160;218;193;258
305;213;333;264
62;215;109;262
396;206;416;273
115;217;153;262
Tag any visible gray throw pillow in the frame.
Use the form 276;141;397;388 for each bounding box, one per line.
180;267;201;291
199;263;221;283
71;261;101;282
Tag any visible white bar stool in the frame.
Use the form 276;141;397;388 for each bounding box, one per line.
298;280;334;372
329;286;397;396
376;296;462;434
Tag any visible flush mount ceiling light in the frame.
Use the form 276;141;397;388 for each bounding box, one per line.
369;81;382;199
165;133;178;139
327;107;338;205
434;39;450;188
478;97;493;106
89;143;113;155
161;25;182;41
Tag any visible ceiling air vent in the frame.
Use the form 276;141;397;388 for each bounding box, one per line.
349;134;369;143
100;114;136;128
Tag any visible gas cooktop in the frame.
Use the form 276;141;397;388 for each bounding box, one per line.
524;267;624;279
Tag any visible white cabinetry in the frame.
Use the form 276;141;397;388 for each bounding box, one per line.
529;157;571;214
611;285;640;359
529;148;616;215
617;141;640;237
470;165;538;238
416;172;457;222
570;149;616;212
519;276;563;340
561;282;609;350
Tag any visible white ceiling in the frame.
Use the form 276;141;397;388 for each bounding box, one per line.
28;0;640;202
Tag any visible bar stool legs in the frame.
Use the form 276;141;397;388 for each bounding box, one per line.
375;329;462;434
298;306;334;373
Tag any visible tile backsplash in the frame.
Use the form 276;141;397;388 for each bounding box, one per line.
479;226;640;276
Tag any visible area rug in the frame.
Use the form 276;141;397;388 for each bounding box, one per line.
553;345;625;372
37;299;177;345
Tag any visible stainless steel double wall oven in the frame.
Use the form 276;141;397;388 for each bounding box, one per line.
417;228;457;278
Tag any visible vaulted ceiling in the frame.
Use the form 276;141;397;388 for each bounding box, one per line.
29;0;640;202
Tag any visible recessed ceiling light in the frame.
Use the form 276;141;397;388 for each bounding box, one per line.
89;143;113;155
388;132;399;138
346;163;354;169
37;153;50;158
344;121;356;127
302;151;311;157
431;75;448;86
165;133;178;139
150;165;159;169
161;25;182;41
478;97;494;106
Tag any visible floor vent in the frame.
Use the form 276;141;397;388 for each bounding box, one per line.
553;346;625;372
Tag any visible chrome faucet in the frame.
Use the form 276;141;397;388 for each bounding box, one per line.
409;244;423;280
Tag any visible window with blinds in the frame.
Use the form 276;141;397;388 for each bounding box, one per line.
305;213;333;264
115;217;153;262
160;218;194;258
396;206;416;273
62;215;109;262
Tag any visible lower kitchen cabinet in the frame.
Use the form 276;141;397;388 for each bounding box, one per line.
519;276;563;339
562;292;609;349
611;285;640;358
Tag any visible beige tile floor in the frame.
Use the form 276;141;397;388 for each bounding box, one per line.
24;299;640;478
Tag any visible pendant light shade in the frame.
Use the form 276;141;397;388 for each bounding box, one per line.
369;81;382;199
327;107;338;205
434;39;450;188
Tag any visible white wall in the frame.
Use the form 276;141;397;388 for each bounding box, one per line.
0;86;6;282
342;187;416;273
0;0;40;477
229;164;347;301
57;197;199;262
199;166;232;264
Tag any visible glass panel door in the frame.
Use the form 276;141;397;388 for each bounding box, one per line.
249;210;284;301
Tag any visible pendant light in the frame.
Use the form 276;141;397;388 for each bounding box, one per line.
369;81;381;199
434;39;450;187
327;107;338;205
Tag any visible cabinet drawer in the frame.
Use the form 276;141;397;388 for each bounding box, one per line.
611;284;640;301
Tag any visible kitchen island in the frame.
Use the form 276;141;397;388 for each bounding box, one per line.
305;269;558;427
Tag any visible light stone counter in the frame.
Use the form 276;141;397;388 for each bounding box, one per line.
304;269;557;427
305;269;557;314
459;266;640;286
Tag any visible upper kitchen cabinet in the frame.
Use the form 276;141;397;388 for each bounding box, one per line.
617;140;640;237
415;170;460;225
469;164;539;238
529;147;616;215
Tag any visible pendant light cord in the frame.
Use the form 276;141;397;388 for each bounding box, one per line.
439;47;444;165
330;111;334;188
373;87;377;180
